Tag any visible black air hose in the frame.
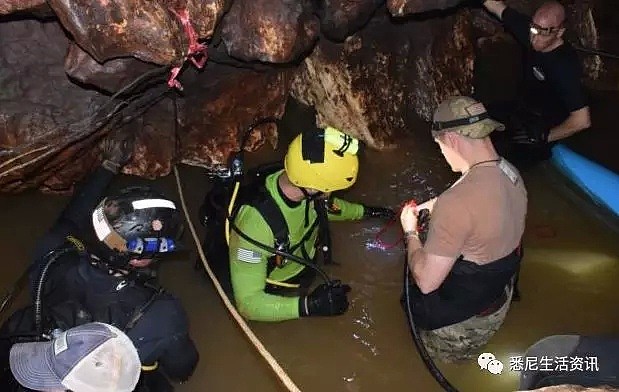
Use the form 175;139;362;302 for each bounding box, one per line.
404;265;459;392
572;43;619;60
230;221;332;285
34;248;72;334
403;209;459;392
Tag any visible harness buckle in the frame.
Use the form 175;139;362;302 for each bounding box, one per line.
272;239;290;268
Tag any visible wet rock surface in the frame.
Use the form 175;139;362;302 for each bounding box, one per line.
220;0;319;63
387;0;466;16
0;19;107;193
1;0;617;193
64;43;159;94
46;0;227;66
177;64;292;170
291;7;475;148
0;0;48;15
318;0;384;42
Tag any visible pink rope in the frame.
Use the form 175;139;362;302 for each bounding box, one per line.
373;199;418;250
167;8;208;91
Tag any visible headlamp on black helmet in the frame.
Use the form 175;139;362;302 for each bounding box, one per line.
91;187;183;267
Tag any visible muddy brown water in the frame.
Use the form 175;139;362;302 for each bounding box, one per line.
2;95;619;392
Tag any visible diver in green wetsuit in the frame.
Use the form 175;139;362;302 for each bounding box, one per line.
227;127;395;322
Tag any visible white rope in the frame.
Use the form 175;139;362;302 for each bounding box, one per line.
173;165;302;392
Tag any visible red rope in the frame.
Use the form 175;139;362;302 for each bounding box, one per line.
373;199;417;250
167;8;209;91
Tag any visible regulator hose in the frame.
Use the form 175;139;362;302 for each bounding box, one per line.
572;43;619;60
34;248;72;335
402;209;459;392
229;220;332;285
220;118;334;286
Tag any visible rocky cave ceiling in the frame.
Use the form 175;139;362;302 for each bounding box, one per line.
0;0;615;193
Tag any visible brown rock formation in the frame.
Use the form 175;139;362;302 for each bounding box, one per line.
0;19;108;193
291;7;475;148
65;43;159;93
387;0;466;16
46;0;227;66
0;15;293;193
0;0;48;15
220;0;319;63
318;0;384;41
120;98;178;180
1;0;617;193
566;0;619;90
177;64;292;169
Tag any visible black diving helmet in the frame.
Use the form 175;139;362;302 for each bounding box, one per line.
90;186;184;269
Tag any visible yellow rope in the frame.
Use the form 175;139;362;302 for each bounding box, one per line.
224;181;240;246
265;279;300;288
173;165;301;392
141;362;159;371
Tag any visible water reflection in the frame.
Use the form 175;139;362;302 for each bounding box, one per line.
351;306;379;357
1;132;618;392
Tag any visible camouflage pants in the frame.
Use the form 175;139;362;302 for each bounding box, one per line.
420;282;514;363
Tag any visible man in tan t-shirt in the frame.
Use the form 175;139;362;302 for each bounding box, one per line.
400;95;528;362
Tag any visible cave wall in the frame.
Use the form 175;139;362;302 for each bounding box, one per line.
1;0;618;193
0;18;108;193
291;7;475;149
566;0;619;90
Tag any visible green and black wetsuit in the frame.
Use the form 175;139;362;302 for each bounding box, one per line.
229;170;364;322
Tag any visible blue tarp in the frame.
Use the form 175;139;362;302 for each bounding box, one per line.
551;143;619;217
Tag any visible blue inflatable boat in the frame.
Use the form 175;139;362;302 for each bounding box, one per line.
551;144;619;217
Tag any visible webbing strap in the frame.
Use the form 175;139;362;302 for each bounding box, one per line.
432;112;490;131
248;191;289;249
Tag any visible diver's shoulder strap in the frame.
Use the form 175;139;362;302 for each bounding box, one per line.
232;163;289;248
246;190;289;248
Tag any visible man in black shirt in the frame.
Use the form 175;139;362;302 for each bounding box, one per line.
481;1;591;163
0;136;199;391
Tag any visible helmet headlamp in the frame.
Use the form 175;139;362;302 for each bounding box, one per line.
529;22;559;36
126;237;177;255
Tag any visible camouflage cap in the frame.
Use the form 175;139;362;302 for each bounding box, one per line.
431;96;505;139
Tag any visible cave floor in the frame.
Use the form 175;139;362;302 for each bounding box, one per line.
1;93;619;392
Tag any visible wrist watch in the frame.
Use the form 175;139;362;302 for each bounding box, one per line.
404;230;419;241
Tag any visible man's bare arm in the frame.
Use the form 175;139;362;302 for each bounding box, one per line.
482;0;508;20
547;106;591;142
406;235;456;294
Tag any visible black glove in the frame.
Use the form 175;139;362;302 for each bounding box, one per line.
100;133;134;173
363;206;396;220
134;368;174;392
508;108;549;147
299;280;351;317
510;124;549;146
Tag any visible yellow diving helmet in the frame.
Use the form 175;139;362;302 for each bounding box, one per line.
284;126;360;193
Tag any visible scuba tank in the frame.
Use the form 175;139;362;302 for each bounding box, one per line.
197;119;334;292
